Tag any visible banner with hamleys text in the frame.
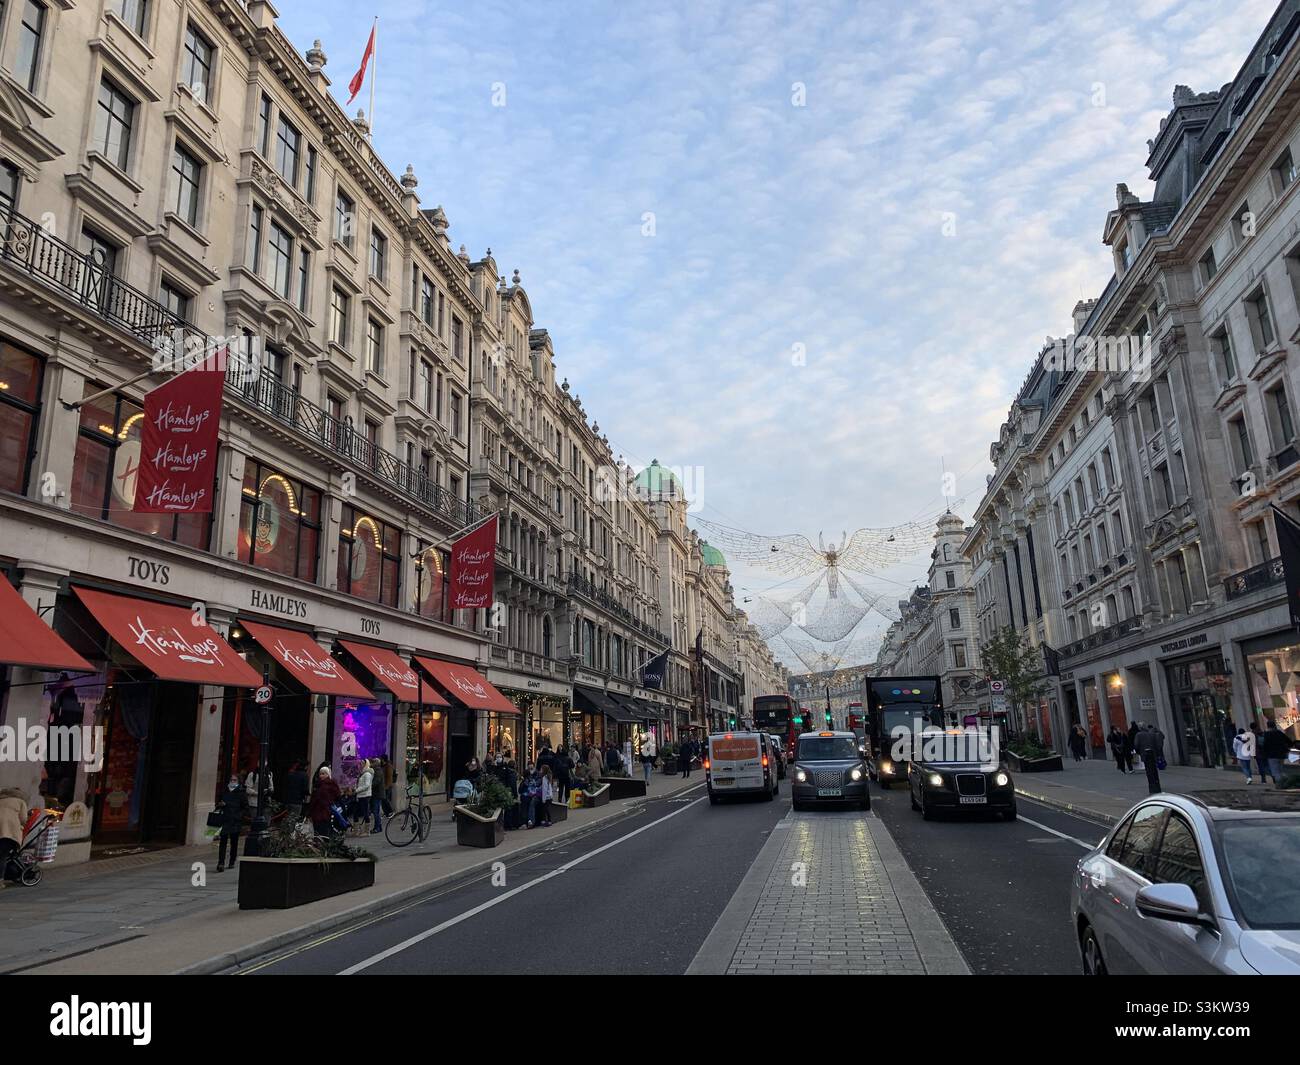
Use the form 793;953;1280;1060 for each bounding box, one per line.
133;365;225;514
449;514;498;610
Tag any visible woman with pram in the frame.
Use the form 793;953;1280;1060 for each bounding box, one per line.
0;786;29;882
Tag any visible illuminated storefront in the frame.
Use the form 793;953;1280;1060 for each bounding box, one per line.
1243;633;1300;742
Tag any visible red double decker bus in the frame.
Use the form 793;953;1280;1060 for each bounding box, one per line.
753;694;799;757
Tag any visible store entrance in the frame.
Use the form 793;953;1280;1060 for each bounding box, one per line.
142;681;196;843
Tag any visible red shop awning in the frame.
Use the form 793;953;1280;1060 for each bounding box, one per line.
414;657;516;714
74;587;260;687
241;621;370;699
338;640;448;706
0;575;92;672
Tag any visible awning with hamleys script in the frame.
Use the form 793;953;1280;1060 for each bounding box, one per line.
0;575;93;672
241;621;370;699
73;587;261;687
414;657;516;714
337;640;448;706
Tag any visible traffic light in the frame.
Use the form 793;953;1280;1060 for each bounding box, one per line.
728;713;737;729
793;713;803;726
824;708;833;726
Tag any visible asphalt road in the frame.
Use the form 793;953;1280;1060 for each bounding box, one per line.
239;779;791;975
870;777;1109;975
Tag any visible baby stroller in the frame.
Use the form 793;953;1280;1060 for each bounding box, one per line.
3;812;58;887
450;778;478;820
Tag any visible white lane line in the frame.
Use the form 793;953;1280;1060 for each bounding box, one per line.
1017;813;1097;851
338;795;707;974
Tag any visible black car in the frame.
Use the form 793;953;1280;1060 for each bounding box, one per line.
790;731;870;811
908;731;1016;821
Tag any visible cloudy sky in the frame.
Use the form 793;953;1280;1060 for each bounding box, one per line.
279;0;1274;668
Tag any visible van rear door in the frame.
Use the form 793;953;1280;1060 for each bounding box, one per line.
709;734;764;791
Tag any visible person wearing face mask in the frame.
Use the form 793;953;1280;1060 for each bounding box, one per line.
215;775;249;872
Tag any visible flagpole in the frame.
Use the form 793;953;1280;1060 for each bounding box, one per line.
368;16;377;139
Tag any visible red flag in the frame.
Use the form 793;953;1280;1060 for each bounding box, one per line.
449;515;498;610
347;24;376;105
132;366;224;514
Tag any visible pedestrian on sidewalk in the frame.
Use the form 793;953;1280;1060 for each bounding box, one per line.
284;761;309;820
552;746;572;803
1261;718;1293;788
215;775;248;872
356;758;382;834
0;786;29;882
308;767;341;837
1234;727;1258;784
1107;726;1129;773
1068;725;1086;762
519;764;543;828
680;736;695;778
1134;724;1165;794
641;729;658;785
587;744;603;783
1250;722;1270;783
539;764;556;826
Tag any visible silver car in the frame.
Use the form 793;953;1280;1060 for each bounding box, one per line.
1070;793;1300;974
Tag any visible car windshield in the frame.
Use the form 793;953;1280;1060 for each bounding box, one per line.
798;737;858;760
1217;819;1300;929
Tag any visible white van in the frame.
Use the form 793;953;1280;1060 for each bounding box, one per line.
706;731;778;804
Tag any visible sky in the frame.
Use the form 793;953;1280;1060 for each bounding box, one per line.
278;0;1276;669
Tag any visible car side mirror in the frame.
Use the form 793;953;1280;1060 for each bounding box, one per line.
1135;883;1212;928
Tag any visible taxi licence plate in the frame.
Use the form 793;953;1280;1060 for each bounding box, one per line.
817;788;841;797
959;796;986;804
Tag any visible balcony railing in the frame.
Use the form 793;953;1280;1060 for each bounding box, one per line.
1224;556;1285;600
0;197;476;531
567;573;670;647
1060;614;1144;660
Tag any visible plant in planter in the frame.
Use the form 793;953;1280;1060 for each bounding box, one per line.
582;781;612;807
660;743;679;774
454;775;511;847
237;804;376;910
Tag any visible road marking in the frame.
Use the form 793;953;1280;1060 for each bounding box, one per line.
337;794;708;974
1017;813;1096;850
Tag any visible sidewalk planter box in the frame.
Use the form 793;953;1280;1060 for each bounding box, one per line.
454;806;505;848
546;800;568;822
661;759;678;775
1006;751;1063;773
602;777;647;800
237;856;375;910
583;784;611;808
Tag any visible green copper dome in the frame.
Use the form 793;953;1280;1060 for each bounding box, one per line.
701;541;726;568
633;459;683;497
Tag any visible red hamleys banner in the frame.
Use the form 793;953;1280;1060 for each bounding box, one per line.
133;366;224;514
449;515;497;610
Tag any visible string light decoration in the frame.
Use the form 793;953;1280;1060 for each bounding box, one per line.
693;517;934;580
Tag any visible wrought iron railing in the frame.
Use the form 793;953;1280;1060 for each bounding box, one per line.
1224;556;1285;600
567;572;670;646
1059;614;1144;660
0;196;475;531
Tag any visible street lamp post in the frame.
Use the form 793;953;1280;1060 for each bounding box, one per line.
245;663;272;857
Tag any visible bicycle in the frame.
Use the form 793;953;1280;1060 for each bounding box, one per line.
384;787;434;847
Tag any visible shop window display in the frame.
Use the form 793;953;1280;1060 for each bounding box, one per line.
237;461;322;582
0;341;43;495
337;505;400;607
331;699;391;793
1248;643;1300;740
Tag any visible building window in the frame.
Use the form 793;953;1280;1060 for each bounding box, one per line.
1209;326;1236;386
257;93;272;156
945;569;955;589
421;277;434;325
1274;148;1297;196
334;189;354;247
237;461;321;583
368;227;387;280
94;77;136;170
1268;383;1296;453
1229;414;1254;471
296;248;310;311
275;116;300;185
419;358;433;412
450;392;462;439
158;278;189;321
248;204;263;272
948;608;960;629
366;318;384;376
304;146;317;202
0;341;43;494
451;315;463;359
1245;287;1276;354
15;1;46;93
0;160;19;210
170;142;202;227
181;22;214;105
114;0;147;35
71;382;210;548
329;286;349;347
412;539;451;622
953;642;967;669
1198;246;1217;285
267;220;293;298
337;505;400;607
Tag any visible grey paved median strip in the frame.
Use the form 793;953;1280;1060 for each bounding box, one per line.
688;808;969;975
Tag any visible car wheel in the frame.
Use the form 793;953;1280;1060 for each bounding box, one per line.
792;799;804;811
1002;804;1018;822
910;788;920;811
920;790;934;821
764;784;775;801
1080;926;1107;975
878;779;890;790
860;796;871;811
708;793;719;805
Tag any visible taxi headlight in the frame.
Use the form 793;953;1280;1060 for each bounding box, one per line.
880;760;893;774
795;768;808;783
850;767;863;781
927;773;944;788
995;772;1010;787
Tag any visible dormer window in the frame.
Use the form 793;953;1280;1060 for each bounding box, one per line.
1116;237;1132;270
1198;246;1217;285
1274;148;1298;196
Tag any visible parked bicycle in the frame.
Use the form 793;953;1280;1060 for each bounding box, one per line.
384;786;434;847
